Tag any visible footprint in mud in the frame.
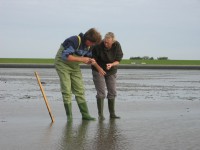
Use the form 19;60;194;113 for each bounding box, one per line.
19;95;31;99
1;120;7;123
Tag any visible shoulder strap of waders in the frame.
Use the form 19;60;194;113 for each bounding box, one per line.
77;35;81;50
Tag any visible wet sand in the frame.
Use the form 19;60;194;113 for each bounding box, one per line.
0;68;200;150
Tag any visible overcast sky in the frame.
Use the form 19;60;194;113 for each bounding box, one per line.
0;0;200;60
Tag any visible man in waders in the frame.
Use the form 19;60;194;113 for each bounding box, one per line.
55;28;102;121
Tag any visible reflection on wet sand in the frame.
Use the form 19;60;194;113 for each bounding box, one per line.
39;122;55;149
58;120;91;150
92;119;128;150
57;120;127;150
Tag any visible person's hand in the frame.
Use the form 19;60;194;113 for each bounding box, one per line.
81;57;91;64
90;59;97;65
106;63;113;70
98;68;106;76
90;59;106;76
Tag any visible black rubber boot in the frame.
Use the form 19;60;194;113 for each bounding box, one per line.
108;99;120;119
97;98;105;120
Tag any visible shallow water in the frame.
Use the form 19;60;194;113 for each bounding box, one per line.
0;68;200;150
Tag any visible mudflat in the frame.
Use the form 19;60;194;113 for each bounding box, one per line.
0;68;200;150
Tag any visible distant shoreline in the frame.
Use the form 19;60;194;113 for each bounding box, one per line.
0;63;200;70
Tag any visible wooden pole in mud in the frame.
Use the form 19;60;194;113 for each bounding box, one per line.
34;72;55;123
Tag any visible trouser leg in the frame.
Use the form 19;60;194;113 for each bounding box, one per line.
92;70;106;120
105;74;120;119
71;68;95;120
55;65;73;121
92;70;106;99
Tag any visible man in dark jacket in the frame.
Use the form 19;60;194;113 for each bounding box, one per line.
91;32;123;120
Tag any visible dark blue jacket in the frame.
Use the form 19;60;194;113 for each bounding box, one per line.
61;33;92;61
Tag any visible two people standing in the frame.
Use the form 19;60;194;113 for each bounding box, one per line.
55;28;123;121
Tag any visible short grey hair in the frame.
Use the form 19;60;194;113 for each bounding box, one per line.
104;32;116;42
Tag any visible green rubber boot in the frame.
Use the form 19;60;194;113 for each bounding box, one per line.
64;103;73;121
97;98;105;120
78;102;96;121
108;99;120;119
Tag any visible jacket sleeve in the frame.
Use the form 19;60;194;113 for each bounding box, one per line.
61;46;75;61
75;49;92;57
91;45;98;60
61;36;79;61
115;42;123;61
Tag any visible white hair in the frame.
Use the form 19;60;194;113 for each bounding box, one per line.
104;32;116;42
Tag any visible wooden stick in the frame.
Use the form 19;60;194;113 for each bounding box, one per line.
34;72;55;123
